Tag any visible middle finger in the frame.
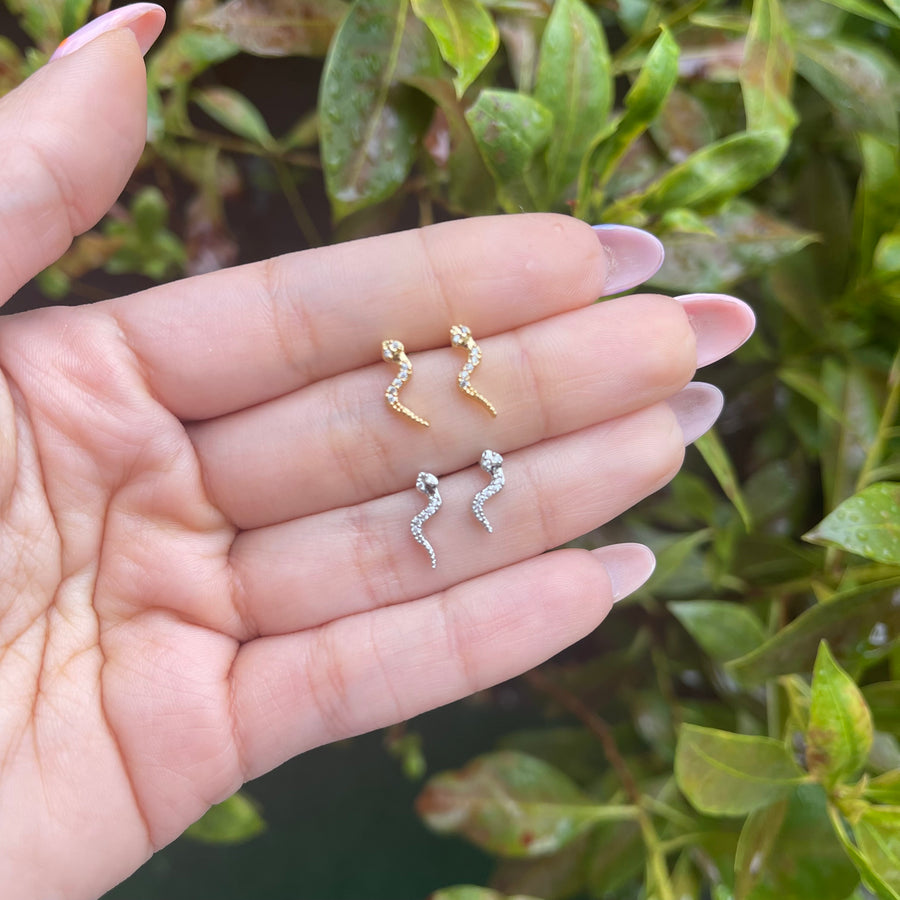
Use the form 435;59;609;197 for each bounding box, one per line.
190;293;700;529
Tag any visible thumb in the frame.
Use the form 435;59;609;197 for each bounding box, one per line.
0;3;165;303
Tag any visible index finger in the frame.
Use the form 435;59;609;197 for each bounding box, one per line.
104;215;663;420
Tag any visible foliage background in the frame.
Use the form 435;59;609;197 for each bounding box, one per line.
2;0;900;897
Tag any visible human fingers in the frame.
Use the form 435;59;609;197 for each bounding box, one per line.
190;293;752;528
226;390;716;638
106;215;665;420
230;544;655;779
0;5;165;302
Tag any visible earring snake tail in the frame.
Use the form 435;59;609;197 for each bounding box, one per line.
450;325;497;417
473;450;505;533
382;339;429;427
411;472;442;568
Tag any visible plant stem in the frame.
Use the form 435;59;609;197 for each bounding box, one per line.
766;601;782;739
524;668;676;900
855;344;900;492
166;125;321;169
273;161;322;248
612;0;709;72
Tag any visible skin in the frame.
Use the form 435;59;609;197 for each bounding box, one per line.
0;30;753;900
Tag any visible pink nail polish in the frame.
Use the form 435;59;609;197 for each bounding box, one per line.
50;2;166;61
666;382;724;445
675;293;756;367
592;543;656;603
591;224;665;296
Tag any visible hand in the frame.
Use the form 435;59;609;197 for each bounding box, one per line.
0;15;755;900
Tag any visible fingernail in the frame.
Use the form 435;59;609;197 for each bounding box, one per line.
675;293;756;367
50;2;166;61
592;224;665;295
667;382;723;445
593;543;656;603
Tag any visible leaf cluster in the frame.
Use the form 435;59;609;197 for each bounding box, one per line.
3;0;900;896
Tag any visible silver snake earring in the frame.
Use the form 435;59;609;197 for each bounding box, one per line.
472;450;505;533
411;472;442;568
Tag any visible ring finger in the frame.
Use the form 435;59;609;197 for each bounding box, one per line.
191;293;749;528
227;390;719;638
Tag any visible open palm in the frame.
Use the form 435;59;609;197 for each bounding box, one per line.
0;28;754;900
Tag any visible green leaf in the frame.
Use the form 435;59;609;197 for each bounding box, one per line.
193;87;276;148
819;360;883;511
818;0;900;27
650;88;717;164
497;727;607;786
597;28;679;167
806;642;874;787
429;887;543;900
726;576;900;684
870;733;900;774
491;833;590;899
60;0;91;36
854;135;900;281
465;89;553;212
5;0;64;46
651;199;816;293
148;29;240;89
410;0;499;96
534;0;611;202
864;684;900;736
739;0;798;139
585;819;645;895
385;728;427;780
735;785;859;900
695;428;754;531
415;751;637;857
675;724;805;817
577;27;678;216
874;231;900;287
643;527;711;597
796;37;900;144
669;600;768;664
199;0;348;57
636;130;789;216
184;791;266;844
494;8;542;93
829;805;900;900
805;483;900;566
778;368;845;423
855;807;900;895
866;770;900;805
319;0;434;219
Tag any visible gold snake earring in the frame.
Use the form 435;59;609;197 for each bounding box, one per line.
382;339;429;427
450;325;497;416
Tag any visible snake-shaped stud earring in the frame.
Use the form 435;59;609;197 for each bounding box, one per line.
472;450;505;533
450;325;497;417
382;339;429;427
411;472;442;568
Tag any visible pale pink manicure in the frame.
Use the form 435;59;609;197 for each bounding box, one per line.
592;543;656;603
50;2;166;61
675;293;756;367
591;224;665;295
667;382;724;445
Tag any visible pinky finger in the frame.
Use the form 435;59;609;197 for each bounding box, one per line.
230;544;655;780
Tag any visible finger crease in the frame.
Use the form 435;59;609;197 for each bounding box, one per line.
513;328;552;437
